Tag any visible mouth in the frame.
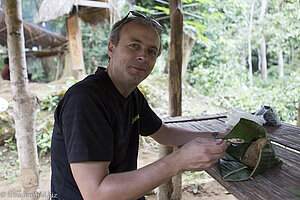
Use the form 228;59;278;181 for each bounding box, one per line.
130;66;146;72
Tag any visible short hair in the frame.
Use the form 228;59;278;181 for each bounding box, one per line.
109;14;162;57
4;57;9;65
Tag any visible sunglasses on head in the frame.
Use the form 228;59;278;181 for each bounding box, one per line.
117;10;162;30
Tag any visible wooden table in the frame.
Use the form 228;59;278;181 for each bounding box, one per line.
164;114;300;200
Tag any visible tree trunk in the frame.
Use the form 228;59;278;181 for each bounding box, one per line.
297;99;300;127
4;0;40;198
248;0;256;87
260;37;267;81
164;49;170;74
182;31;196;81
41;57;54;82
278;50;284;77
259;0;268;81
257;48;261;71
55;54;63;81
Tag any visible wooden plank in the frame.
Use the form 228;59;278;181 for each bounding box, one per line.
265;124;300;151
163;114;226;123
168;119;229;134
205;144;300;200
177;117;300;151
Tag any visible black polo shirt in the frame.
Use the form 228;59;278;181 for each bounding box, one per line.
51;67;162;200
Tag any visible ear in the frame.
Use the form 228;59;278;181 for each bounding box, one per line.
108;41;115;59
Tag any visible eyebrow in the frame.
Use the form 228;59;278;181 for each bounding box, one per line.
130;38;159;52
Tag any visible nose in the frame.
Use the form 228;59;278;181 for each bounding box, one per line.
136;49;148;63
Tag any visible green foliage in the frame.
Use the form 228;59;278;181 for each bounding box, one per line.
36;119;53;157
81;23;111;74
189;64;299;124
213;74;299;124
181;0;300;125
183;171;211;194
36;77;78;156
40;77;77;111
0;139;19;182
40;91;65;111
4;137;17;153
187;63;248;95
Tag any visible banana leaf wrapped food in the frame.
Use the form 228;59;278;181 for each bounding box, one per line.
220;118;282;181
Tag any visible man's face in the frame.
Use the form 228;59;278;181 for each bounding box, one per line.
107;21;160;88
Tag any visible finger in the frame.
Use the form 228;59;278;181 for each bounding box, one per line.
219;140;228;150
193;137;222;145
214;139;225;145
206;142;228;155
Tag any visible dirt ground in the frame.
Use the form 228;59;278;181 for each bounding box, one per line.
0;79;237;200
0;79;66;102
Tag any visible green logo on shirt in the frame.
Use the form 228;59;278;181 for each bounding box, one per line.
132;114;140;124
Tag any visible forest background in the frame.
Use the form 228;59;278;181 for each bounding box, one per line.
0;0;299;196
1;0;299;121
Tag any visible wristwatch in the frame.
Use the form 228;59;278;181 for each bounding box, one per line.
212;131;219;139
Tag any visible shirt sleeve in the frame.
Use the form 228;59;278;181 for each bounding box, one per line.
139;91;162;136
60;85;114;163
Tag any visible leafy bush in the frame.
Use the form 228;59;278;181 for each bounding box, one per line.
36;119;53;157
81;23;110;74
188;63;299;124
40;91;65;111
40;77;77;111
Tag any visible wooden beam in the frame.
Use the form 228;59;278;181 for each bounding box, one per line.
0;49;66;57
77;0;110;8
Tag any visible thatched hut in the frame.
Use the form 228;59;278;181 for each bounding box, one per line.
34;0;119;79
35;0;119;26
0;8;68;57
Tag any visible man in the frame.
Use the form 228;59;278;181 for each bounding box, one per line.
51;11;228;200
1;57;10;80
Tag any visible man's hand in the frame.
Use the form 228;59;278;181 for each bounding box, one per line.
175;138;228;172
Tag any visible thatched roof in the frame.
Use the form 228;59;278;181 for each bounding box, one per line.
35;0;119;25
0;8;67;51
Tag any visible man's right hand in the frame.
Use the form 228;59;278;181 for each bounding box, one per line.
175;138;228;172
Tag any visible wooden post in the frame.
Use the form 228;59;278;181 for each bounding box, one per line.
158;0;183;200
169;2;183;199
66;13;86;80
169;1;183;117
157;145;174;200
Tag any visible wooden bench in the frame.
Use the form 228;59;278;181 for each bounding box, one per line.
164;115;300;200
